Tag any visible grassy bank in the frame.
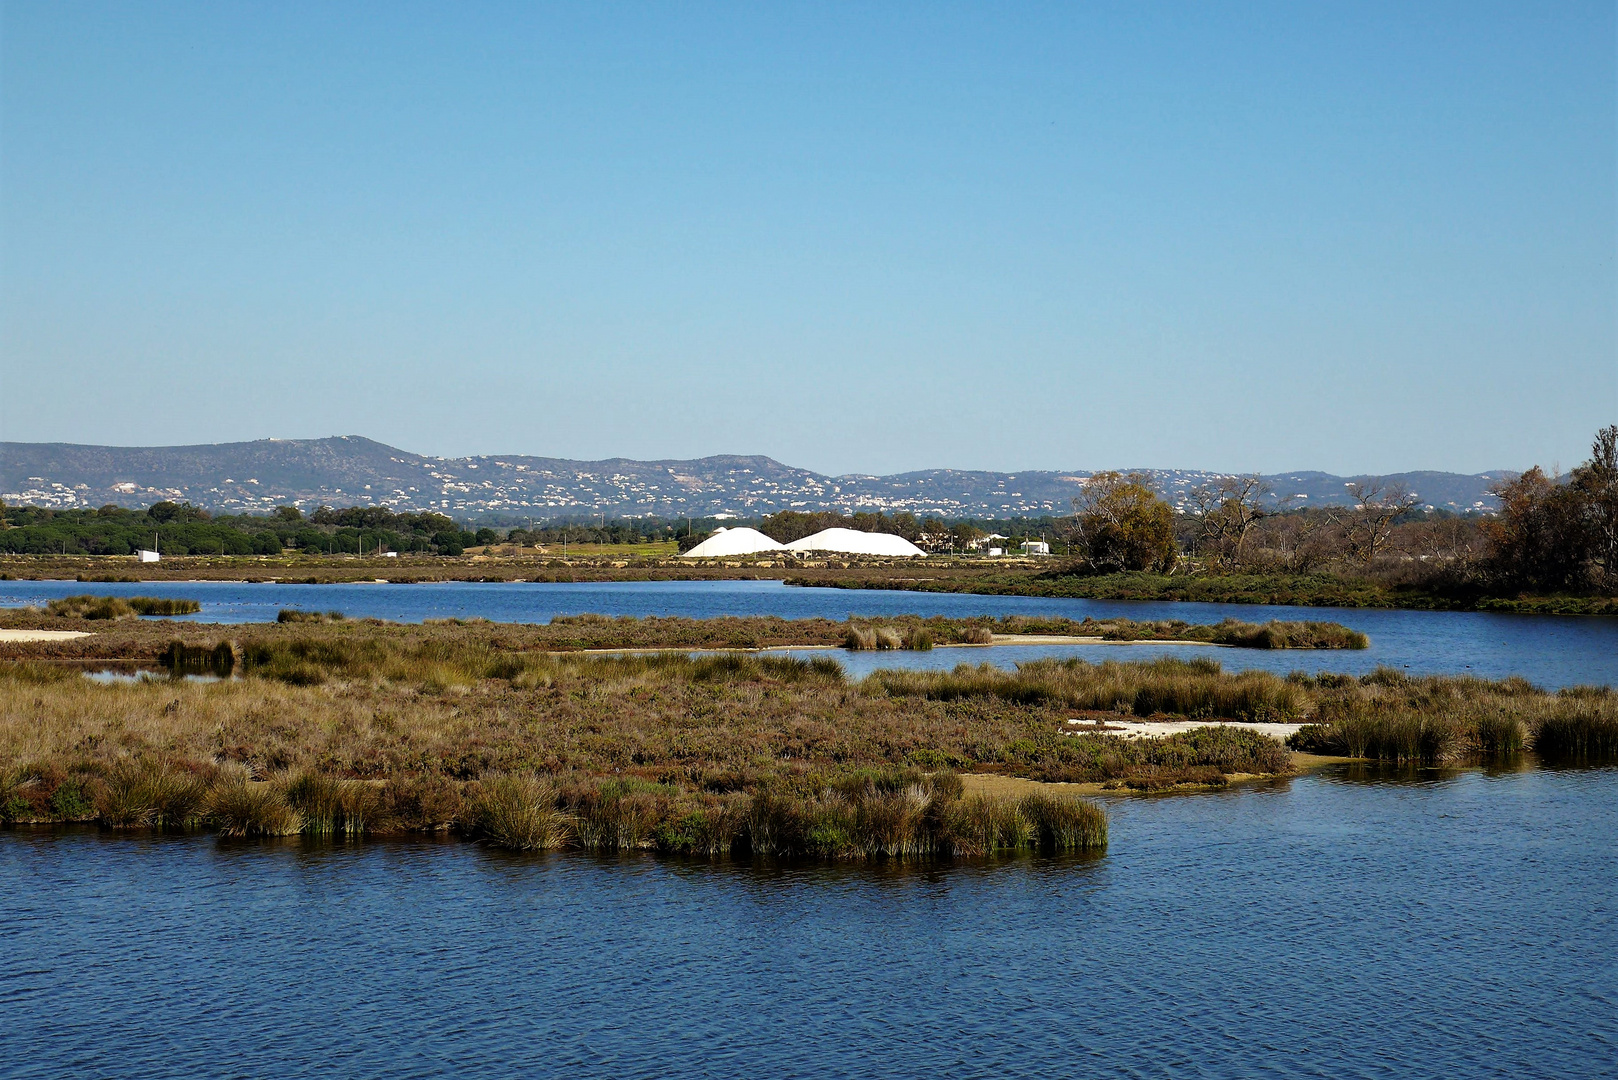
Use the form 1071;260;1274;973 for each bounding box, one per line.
842;614;1365;649
6;553;1612;614
2;609;1367;666
1287;669;1618;764
789;570;1618;616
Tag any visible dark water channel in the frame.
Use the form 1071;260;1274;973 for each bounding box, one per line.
2;766;1612;1079
5;578;1616;688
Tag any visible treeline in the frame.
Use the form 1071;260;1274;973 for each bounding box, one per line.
0;501;725;558
1060;426;1618;597
506;518;696;548
0;502;485;557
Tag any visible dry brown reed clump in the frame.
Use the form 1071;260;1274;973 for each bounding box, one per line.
45;595;137;620
43;595;200;619
1210;620;1368;650
843;625;878;650
1287;668;1618;764
284;773;387;835
1020;791;1110;850
728;770;1105;859
867;657;1308;722
93;760;211;829
841;624;931;650
471;773;571;850
206;774;304;836
867;614;1368;649
128;597;202;616
943;794;1031;855
277;609;347;624
1533;692;1618;762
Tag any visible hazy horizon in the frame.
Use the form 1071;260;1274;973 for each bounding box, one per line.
0;430;1529;481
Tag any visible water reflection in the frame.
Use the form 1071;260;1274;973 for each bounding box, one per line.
84;669;228;684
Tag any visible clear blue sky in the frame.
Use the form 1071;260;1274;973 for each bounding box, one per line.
2;2;1613;476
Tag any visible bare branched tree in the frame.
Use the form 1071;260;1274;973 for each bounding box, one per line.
1332;481;1422;566
1186;475;1270;570
1577;425;1618;588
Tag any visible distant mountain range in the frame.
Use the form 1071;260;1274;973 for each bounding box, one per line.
0;436;1509;519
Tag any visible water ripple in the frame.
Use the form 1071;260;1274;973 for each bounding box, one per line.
2;770;1614;1078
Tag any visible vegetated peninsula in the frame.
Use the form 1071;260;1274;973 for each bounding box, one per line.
9;606;1369;651
0;617;1611;859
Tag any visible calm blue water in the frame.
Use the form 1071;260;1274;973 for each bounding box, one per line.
5;578;1616;688
2;767;1612;1079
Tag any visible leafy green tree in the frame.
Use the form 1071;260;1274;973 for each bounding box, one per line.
950;522;986;552
148;501;209;524
1066;471;1177;573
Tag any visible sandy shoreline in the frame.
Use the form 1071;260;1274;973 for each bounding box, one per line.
1065;717;1306;740
976;634;1226;647
961;750;1341;799
0;629;94;642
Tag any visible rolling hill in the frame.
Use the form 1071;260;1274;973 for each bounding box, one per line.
0;436;1508;519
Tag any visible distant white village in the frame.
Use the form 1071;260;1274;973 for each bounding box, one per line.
0;437;1505;518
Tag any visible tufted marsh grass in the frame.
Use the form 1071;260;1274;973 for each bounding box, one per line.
1;618;1604;861
1287;668;1617;764
44;595;201;619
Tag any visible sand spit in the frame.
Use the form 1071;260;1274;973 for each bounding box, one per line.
980;634;1226;647
564;637;1226;655
1065;717;1305;740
